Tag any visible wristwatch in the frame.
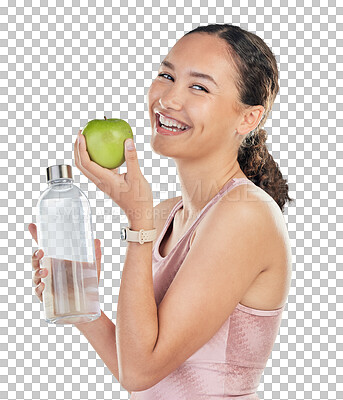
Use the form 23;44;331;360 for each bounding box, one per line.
120;226;157;245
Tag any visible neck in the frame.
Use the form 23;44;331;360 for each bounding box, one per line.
174;157;244;224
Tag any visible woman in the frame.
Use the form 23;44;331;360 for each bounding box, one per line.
29;23;293;399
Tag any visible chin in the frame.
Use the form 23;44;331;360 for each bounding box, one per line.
150;132;184;158
150;134;167;156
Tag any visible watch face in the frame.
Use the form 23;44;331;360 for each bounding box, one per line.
120;228;127;240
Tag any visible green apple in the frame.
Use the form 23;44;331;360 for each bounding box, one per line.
82;116;134;169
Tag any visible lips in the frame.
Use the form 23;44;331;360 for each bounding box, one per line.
155;113;192;136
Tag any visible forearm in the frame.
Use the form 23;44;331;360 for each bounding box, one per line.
74;310;131;393
116;217;158;384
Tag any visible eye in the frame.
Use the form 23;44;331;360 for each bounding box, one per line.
157;73;209;93
158;73;173;81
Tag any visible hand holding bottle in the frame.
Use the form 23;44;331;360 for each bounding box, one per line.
29;223;103;302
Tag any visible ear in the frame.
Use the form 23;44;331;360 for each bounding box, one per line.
237;105;265;135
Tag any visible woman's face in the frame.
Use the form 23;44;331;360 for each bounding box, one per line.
147;33;245;160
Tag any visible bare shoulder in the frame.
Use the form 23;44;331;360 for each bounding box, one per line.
198;182;291;270
153;196;182;248
224;181;289;232
196;182;277;236
194;182;292;309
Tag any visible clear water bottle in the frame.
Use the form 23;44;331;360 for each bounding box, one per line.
36;164;101;325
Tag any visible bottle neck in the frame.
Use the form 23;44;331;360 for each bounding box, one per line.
48;178;74;187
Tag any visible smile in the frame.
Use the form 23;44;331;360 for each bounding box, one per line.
155;113;192;136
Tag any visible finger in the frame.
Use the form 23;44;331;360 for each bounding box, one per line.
35;282;45;302
94;238;101;282
75;132;102;177
28;223;38;244
74;132;121;187
74;130;89;172
94;238;101;269
74;132;99;184
33;266;48;286
124;139;140;179
31;248;44;271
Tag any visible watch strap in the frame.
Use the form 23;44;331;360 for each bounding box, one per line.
121;227;157;244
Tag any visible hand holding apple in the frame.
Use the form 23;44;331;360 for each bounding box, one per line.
74;123;153;225
82;116;133;169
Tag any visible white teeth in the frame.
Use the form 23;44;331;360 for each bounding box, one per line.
162;125;182;132
159;114;188;130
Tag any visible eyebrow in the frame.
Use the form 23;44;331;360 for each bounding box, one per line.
160;60;218;87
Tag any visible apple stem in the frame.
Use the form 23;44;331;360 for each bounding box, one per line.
104;116;107;120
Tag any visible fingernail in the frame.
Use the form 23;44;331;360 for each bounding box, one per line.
126;138;134;150
35;249;43;258
39;269;45;275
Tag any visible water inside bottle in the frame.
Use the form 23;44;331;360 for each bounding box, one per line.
40;257;100;325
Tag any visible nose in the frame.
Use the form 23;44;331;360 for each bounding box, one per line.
159;86;183;111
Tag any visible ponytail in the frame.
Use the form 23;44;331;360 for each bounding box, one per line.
238;128;294;213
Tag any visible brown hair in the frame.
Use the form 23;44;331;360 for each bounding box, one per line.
184;24;294;213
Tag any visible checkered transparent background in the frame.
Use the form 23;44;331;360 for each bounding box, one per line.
0;0;342;399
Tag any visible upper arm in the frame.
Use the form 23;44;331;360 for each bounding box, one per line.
138;196;271;391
